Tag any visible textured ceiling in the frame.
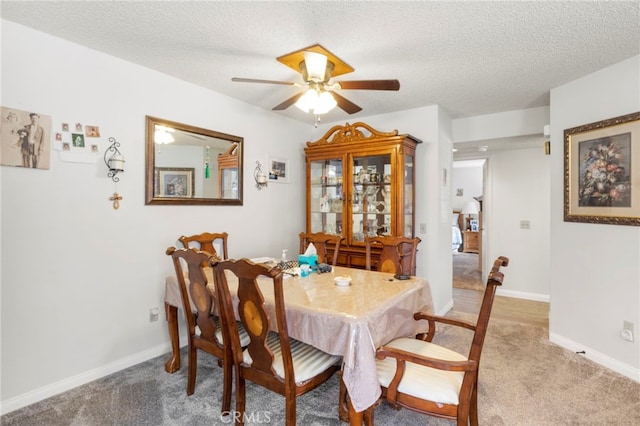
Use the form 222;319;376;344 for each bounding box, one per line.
2;1;639;128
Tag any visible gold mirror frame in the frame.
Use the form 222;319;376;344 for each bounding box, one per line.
145;116;243;205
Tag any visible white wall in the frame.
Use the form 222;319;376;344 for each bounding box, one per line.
453;106;549;142
488;148;550;298
452;164;483;212
0;20;311;410
549;55;640;380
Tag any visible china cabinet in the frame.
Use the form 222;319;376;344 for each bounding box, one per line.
304;122;421;269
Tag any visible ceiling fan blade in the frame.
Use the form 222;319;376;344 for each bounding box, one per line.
272;92;304;111
232;77;299;86
336;79;400;91
331;92;362;114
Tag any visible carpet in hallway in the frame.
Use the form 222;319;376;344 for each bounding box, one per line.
453;251;483;291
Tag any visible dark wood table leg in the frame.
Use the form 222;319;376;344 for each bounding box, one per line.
338;371;349;422
340;371;374;425
164;302;181;373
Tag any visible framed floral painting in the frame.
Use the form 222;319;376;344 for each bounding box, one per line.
564;111;640;226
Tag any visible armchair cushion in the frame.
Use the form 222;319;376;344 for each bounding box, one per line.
376;337;467;405
243;332;341;383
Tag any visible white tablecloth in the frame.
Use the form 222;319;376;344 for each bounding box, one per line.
164;265;433;412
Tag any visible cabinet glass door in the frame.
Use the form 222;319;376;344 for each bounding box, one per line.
352;154;392;243
404;154;414;237
309;159;343;235
221;168;238;199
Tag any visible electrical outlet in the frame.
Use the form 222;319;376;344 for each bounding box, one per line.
622;321;634;342
149;307;160;322
419;223;426;234
520;220;531;229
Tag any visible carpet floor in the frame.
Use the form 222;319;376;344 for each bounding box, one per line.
453;252;484;291
3;313;639;425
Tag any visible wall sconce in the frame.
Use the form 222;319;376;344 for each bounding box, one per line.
104;137;124;182
104;137;124;210
254;160;268;190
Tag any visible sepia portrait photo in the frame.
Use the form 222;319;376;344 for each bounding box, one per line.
1;106;52;169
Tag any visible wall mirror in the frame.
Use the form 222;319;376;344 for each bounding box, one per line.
145;116;243;205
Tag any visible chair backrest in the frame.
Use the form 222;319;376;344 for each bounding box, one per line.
365;236;421;275
467;255;508;363
166;247;223;351
299;232;344;266
212;258;294;384
179;232;229;260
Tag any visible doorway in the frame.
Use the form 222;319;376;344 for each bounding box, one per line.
452;159;485;291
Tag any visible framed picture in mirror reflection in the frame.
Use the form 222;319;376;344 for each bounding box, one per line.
155;167;194;198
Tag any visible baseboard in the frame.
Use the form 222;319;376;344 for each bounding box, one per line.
549;332;640;383
496;288;550;303
0;342;173;415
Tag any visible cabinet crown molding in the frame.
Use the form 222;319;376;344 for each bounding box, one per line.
307;122;421;148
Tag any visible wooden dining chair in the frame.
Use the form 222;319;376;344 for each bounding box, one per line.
298;232;344;266
361;256;509;425
165;246;235;413
179;232;229;260
212;258;342;425
365;235;421;275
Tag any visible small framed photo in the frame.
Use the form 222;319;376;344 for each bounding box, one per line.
72;133;85;147
85;125;100;137
154;167;194;198
470;219;479;231
564;111;640;226
268;157;289;183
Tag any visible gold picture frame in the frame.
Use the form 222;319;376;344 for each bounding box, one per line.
564;111;640;226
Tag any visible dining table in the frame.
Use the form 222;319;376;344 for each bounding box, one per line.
163;263;433;423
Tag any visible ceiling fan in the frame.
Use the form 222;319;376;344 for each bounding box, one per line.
231;44;400;115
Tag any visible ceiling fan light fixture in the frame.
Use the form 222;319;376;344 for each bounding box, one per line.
315;90;337;114
295;88;318;113
295;88;336;115
154;128;175;144
303;51;328;81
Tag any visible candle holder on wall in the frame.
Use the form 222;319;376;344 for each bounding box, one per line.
254;160;268;190
104;137;125;182
104;137;125;209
